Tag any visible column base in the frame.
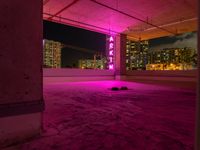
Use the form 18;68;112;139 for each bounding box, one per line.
0;112;42;149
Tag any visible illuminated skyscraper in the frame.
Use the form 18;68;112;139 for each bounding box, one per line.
126;40;149;70
43;39;62;68
147;47;197;70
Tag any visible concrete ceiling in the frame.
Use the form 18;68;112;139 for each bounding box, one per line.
43;0;198;40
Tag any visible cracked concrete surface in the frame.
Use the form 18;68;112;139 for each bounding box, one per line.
20;81;195;150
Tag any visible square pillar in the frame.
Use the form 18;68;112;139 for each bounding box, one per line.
0;0;44;148
195;1;200;149
115;34;127;80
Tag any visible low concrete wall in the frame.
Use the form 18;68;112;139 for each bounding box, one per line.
126;70;197;82
43;68;115;83
126;70;197;78
125;70;197;89
43;69;197;83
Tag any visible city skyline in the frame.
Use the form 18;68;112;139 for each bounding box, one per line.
43;21;197;69
43;20;106;67
43;39;197;70
126;40;197;71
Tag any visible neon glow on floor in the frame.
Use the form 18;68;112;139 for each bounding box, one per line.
22;81;195;150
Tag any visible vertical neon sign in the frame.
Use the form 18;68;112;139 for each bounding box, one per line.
108;35;114;70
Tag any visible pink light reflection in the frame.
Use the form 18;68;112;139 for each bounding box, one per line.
109;64;114;70
109;43;114;49
108;35;115;70
109;36;114;42
109;50;113;56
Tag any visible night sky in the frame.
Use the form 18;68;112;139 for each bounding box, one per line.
149;32;197;51
43;20;106;67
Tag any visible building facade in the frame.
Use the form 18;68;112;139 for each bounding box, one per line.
126;38;197;71
147;47;197;70
43;39;62;68
126;40;149;70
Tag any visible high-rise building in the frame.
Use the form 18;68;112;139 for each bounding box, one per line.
43;39;62;68
78;59;106;69
126;40;149;70
147;47;197;70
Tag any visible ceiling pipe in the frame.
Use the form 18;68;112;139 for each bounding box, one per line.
44;12;119;34
90;0;177;35
48;0;80;19
44;12;139;40
144;17;198;32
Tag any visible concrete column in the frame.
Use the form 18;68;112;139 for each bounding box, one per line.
115;34;127;80
195;1;200;149
0;0;44;148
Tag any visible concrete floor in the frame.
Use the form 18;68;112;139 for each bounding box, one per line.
20;81;195;150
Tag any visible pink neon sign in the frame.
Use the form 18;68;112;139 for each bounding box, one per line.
108;35;114;70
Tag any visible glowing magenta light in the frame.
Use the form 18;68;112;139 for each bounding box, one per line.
109;57;113;62
109;43;114;49
109;36;114;42
109;64;114;69
109;50;113;56
108;35;115;70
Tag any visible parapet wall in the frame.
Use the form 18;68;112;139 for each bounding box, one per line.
43;68;115;83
